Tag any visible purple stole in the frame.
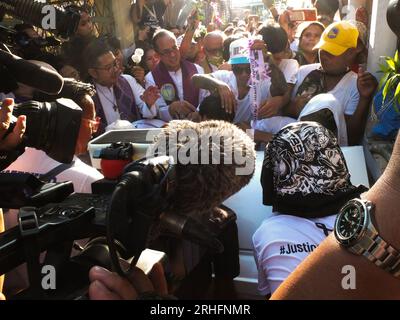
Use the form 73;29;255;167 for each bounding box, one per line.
93;75;141;135
151;60;199;107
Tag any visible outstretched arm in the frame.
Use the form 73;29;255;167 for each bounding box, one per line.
179;10;199;59
345;68;378;146
192;73;237;114
131;0;145;25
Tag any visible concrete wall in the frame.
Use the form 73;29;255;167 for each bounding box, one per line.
345;0;398;78
367;0;398;78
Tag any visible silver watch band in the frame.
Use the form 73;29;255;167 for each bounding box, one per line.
351;200;400;277
367;237;400;277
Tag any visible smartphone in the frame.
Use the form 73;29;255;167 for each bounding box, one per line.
289;8;317;22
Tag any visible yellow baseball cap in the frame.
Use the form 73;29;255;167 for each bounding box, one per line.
313;21;359;56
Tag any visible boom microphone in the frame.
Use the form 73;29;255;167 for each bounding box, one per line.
148;120;256;247
149;120;256;215
0;49;64;95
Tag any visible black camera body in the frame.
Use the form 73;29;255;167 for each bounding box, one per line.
0;156;175;299
96;142;135;161
3;98;82;165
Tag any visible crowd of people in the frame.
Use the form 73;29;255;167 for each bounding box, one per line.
1;0;399;301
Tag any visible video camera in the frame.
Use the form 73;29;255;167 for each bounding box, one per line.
0;98;82;168
0;46;93;167
0;0;81;38
0;155;223;300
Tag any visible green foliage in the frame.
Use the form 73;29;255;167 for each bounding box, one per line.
379;50;400;112
194;0;205;22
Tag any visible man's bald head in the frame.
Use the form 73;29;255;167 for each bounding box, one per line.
203;32;224;62
204;31;224;48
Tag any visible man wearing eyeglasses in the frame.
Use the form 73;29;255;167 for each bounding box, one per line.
145;29;208;121
85;39;162;134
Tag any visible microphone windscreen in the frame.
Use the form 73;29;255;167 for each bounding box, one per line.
0;50;64;95
148;120;256;216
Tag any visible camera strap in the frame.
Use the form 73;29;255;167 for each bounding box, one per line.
40;161;76;182
18;207;44;298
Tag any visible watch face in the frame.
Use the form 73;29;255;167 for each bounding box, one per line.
335;200;367;246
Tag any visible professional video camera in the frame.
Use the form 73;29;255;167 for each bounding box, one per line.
0;96;82;168
0;0;81;38
0;46;85;166
4;98;82;165
0;155;224;300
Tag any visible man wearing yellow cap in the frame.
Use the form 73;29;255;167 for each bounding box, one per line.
285;20;377;146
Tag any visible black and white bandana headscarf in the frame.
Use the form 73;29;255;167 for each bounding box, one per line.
261;122;368;218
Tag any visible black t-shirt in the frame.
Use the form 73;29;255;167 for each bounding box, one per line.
140;0;167;28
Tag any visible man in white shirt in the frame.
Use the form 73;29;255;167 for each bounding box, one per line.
2;87;104;226
2;96;104;295
2;147;103;294
145;29;207;122
253;213;336;296
285;21;378;146
85;39;162;135
3;148;103;194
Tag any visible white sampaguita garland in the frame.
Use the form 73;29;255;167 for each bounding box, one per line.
248;37;270;127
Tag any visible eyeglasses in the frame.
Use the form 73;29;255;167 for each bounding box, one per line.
94;60;119;72
81;117;101;135
232;65;251;75
159;45;179;56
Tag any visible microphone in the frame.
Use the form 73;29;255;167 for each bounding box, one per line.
0;49;64;95
148;120;256;248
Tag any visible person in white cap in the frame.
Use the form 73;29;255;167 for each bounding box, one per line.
192;38;296;139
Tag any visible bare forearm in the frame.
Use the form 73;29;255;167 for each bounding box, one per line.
281;84;294;109
192;74;224;92
179;29;196;58
254;130;273;143
283;98;303;119
271;234;400;300
273;202;400;300
272;133;400;300
269;63;288;97
345;96;372;146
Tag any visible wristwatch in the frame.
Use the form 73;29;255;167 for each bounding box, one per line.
334;198;400;277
